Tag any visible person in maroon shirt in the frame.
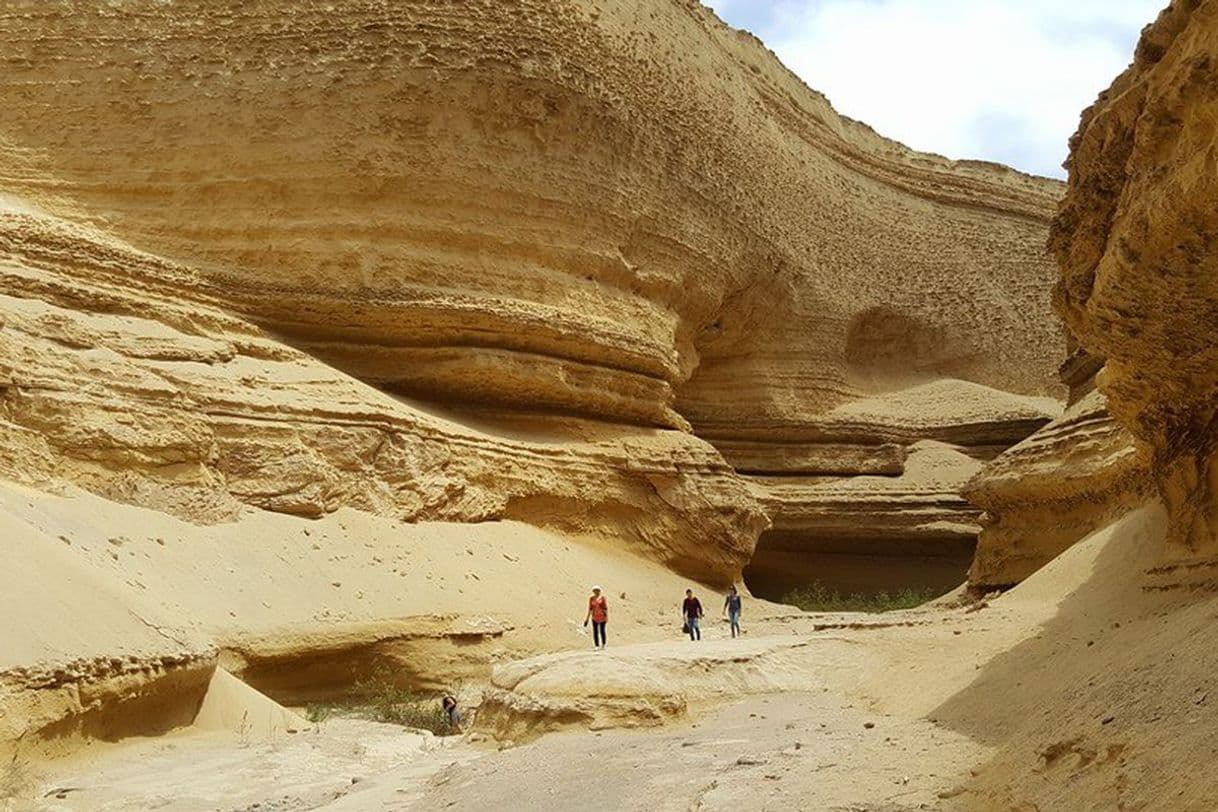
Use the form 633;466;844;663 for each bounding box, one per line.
681;588;703;641
583;585;609;649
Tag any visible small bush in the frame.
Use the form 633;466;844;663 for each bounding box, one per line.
305;702;338;724
304;668;457;736
782;582;936;613
354;669;450;733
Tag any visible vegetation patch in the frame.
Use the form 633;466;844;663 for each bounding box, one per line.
305;668;457;736
782;583;936;613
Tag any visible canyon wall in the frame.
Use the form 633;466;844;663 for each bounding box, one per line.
0;200;763;583
966;386;1148;589
965;340;1149;589
0;0;1065;599
1051;0;1218;554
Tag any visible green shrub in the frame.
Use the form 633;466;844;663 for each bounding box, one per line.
352;668;451;733
305;702;338;724
782;582;936;613
304;667;457;736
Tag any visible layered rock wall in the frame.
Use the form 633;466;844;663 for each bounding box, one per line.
0;0;1066;595
743;381;1059;596
966;389;1148;588
0;2;1062;424
1051;0;1218;553
965;328;1149;588
0;201;764;582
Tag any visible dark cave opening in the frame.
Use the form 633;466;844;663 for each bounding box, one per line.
742;529;975;605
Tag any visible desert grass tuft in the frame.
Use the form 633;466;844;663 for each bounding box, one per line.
782;582;936;613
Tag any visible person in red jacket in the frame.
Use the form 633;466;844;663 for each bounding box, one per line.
583;585;609;649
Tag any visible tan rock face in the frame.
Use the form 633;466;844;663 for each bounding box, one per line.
1051;0;1218;550
966;390;1150;588
0;0;1061;414
743;382;1060;596
0;0;1065;591
965;338;1148;589
0;204;763;582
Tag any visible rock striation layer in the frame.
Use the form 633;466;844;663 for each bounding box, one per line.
0;1;1063;427
966;388;1148;589
743;381;1060;596
965;330;1149;589
1051;0;1218;552
0;0;1068;594
0;200;764;582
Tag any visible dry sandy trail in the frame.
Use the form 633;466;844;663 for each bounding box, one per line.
14;504;1203;812
402;693;970;812
17;601;1042;812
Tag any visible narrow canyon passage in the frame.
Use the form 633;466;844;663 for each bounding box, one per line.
743;529;976;601
4;1;1218;810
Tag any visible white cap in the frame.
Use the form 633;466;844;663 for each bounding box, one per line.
592;584;602;591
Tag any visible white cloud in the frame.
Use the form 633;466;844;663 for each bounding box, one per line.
706;0;1165;177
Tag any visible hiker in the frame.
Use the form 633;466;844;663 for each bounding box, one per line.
441;694;462;734
583;584;609;649
724;585;743;638
682;588;704;641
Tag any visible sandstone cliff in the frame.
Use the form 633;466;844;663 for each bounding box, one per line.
0;0;1065;600
966;388;1148;588
1052;0;1218;553
965;332;1149;588
743;381;1059;596
0;198;762;584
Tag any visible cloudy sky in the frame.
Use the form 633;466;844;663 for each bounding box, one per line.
704;0;1165;178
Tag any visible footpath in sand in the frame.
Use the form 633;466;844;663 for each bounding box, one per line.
14;543;1071;811
14;503;1218;811
19;621;997;812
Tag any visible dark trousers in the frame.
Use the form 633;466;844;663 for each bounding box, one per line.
592;620;607;647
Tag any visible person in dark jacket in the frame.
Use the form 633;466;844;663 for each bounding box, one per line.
723;585;743;638
441;694;462;734
682;588;703;641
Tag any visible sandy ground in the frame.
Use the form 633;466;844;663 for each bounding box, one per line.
15;720;455;812
10;594;1040;812
407;693;974;812
7;499;1218;811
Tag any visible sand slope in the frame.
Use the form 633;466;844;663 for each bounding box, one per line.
0;478;780;760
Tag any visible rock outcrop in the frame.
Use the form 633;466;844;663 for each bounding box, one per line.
965;333;1149;589
1051;0;1218;552
0;200;763;583
476;637;822;742
743;381;1059;596
966;388;1148;588
0;0;1065;598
